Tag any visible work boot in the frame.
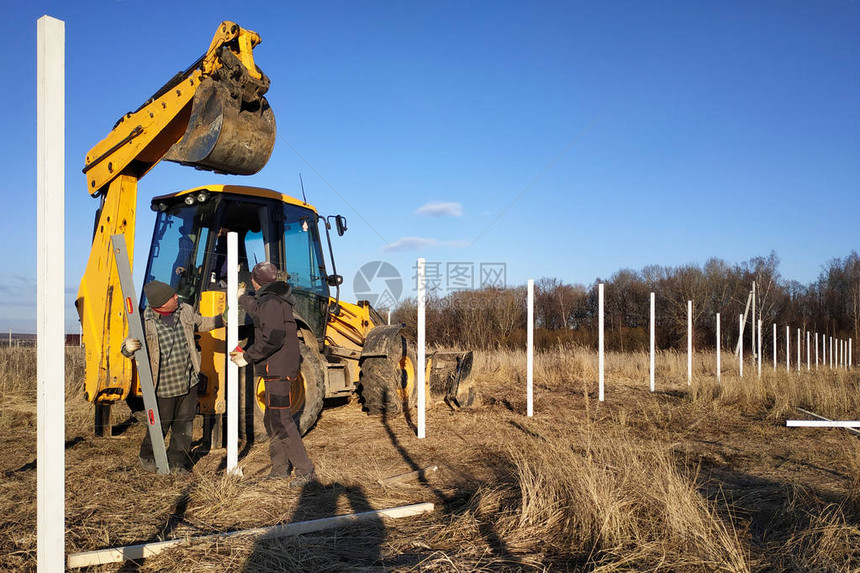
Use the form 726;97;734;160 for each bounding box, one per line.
139;456;157;473
288;471;317;489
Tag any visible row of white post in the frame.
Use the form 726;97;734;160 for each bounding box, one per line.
518;283;855;412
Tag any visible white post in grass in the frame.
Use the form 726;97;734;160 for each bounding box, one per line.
815;331;819;369
738;314;743;378
773;323;777;371
716;313;721;384
786;326;790;372
527;279;534;417
751;281;756;359
599;283;605;401
687;301;692;385
850;338;852;370
226;232;240;477
796;328;801;372
823;333;826;369
830;336;833;370
806;331;810;371
417;258;426;438
758;319;762;378
37;15;65;572
650;292;655;392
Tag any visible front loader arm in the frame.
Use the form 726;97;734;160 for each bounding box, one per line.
77;21;274;408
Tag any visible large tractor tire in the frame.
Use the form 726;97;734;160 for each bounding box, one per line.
254;339;326;435
359;326;417;415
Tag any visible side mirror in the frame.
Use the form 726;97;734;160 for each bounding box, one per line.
326;274;343;287
335;215;347;236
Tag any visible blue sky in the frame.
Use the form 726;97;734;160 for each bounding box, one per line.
2;1;858;332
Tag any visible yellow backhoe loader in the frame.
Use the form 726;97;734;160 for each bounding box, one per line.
77;22;474;442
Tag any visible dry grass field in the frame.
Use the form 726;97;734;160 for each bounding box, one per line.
2;345;860;571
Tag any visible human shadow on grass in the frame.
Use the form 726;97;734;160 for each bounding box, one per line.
383;399;525;567
115;485;194;572
241;481;385;572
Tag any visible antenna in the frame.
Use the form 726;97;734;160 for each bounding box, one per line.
299;173;307;204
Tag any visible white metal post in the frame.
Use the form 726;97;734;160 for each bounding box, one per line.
751;281;756;359
687;301;692;385
417;259;426;438
796;329;801;372
226;232;240;476
786;326;790;372
37;15;65;572
830;336;833;369
773;323;777;371
850;338;852;370
738;314;743;378
650;292;655;392
815;331;819;369
599;284;605;401
758;319;762;378
716;313;721;384
527;279;534;417
806;331;810;371
823;333;826;369
387;310;391;326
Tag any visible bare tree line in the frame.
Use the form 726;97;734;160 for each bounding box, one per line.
391;251;860;353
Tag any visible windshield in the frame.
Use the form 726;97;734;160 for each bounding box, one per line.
282;204;328;297
143;204;213;306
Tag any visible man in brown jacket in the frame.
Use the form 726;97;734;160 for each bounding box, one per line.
122;281;223;474
230;261;315;485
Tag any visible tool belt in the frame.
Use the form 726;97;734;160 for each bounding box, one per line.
264;376;296;410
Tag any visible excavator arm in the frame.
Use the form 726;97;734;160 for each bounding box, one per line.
76;22;275;420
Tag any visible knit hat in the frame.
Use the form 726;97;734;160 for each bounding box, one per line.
144;281;175;308
251;261;281;286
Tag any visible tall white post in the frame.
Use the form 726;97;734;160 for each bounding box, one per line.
716;313;721;384
815;331;819;369
796;328;801;372
37;15;65;572
773;323;777;371
650;292;655;392
786;326;790;372
417;258;426;438
758;319;762;378
687;301;692;385
850;338;852;369
738;314;743;378
527;279;534;417
806;331;810;371
751;281;756;359
823;333;826;369
598;283;605;401
387;310;391;326
226;232;240;476
830;336;833;369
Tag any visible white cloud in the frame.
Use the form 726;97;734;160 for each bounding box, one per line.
415;202;463;217
382;237;438;252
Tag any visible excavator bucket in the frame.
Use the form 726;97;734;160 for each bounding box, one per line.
427;351;476;409
164;75;275;175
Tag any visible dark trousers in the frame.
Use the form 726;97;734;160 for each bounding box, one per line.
140;386;198;469
263;378;313;477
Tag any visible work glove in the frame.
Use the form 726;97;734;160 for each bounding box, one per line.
123;337;142;353
237;282;247;298
229;347;248;367
221;306;229;324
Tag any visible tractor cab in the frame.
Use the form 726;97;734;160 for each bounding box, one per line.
143;185;338;342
